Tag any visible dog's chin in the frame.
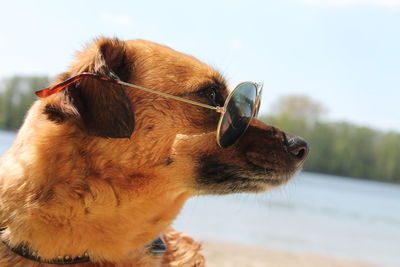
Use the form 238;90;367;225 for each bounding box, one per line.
196;156;302;195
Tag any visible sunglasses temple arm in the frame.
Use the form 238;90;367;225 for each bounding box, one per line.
117;80;224;112
35;76;85;98
35;73;224;113
35;73;112;98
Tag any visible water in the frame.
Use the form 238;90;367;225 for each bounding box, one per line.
0;130;16;155
174;174;400;266
1;131;399;266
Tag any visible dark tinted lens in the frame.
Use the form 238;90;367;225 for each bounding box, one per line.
218;83;257;148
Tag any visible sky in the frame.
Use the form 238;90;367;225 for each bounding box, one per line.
0;0;399;132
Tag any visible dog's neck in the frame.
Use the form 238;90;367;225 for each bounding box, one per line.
0;103;191;264
0;226;166;265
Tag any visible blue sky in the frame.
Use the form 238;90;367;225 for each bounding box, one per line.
0;0;399;131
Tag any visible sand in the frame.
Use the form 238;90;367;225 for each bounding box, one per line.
201;240;389;267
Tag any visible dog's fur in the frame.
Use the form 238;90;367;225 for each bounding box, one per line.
0;38;307;266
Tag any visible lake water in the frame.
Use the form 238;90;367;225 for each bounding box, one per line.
1;131;399;266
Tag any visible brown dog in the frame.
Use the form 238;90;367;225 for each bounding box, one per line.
0;38;308;266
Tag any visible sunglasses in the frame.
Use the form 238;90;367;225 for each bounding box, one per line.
35;72;263;148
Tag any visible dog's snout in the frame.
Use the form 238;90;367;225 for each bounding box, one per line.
287;136;309;161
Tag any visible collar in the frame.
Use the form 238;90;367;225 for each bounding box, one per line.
0;227;166;265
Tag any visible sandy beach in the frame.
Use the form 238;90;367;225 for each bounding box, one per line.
201;240;387;267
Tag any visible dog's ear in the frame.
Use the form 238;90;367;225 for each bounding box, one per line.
44;38;134;138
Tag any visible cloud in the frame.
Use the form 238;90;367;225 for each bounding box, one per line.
100;13;133;26
303;0;400;7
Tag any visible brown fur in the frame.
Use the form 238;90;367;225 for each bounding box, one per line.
0;38;307;266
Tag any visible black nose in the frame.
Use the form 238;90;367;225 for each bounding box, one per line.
287;136;309;161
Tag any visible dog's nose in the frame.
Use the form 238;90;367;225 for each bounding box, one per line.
287;136;309;161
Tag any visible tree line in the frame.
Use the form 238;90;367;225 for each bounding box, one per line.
260;96;400;183
0;76;50;130
0;76;399;183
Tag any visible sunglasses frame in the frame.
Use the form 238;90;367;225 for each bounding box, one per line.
35;72;262;148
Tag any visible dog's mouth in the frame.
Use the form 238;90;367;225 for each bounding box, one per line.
194;128;309;195
195;155;302;194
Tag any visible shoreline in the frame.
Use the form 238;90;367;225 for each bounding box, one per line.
201;240;390;267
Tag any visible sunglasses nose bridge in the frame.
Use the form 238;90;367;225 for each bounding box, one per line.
254;98;261;117
256;82;263;93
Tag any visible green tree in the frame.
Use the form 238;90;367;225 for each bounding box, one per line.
0;76;50;130
262;95;400;183
271;95;327;125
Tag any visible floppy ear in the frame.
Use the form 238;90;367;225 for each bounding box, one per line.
44;38;134;138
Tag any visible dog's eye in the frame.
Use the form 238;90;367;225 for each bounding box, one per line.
208;90;216;102
204;88;217;106
196;83;224;107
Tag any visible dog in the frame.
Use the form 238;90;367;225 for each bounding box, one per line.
0;38;308;266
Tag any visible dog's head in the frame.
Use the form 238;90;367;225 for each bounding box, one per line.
41;37;308;197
